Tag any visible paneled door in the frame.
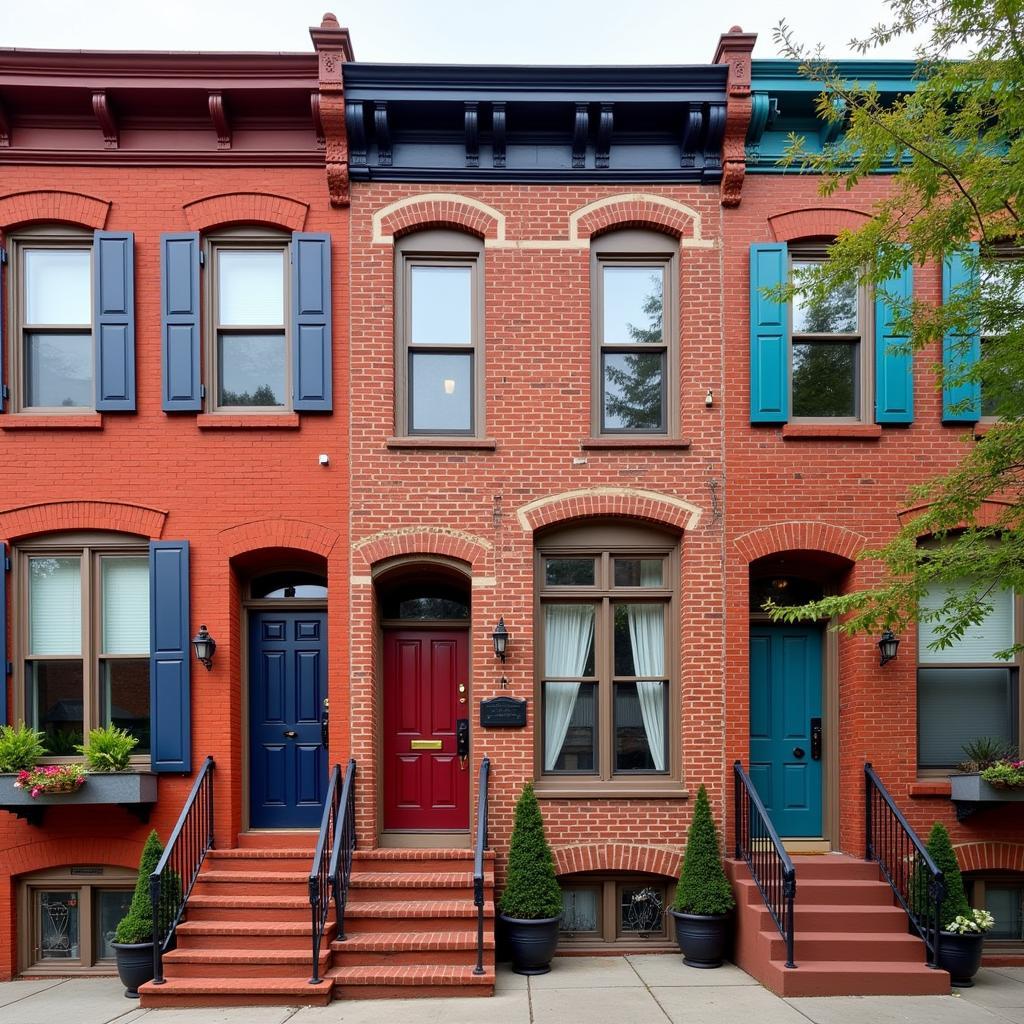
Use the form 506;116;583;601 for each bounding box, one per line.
249;611;327;828
383;629;469;831
748;625;823;837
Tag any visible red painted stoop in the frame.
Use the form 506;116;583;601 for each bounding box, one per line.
726;855;951;997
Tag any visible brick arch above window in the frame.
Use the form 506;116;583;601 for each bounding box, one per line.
0;500;167;543
553;842;681;879
896;497;1013;531
956;841;1024;874
517;487;700;533
767;206;872;243
569;193;704;245
218;518;339;560
352;526;492;576
734;521;866;563
0;189;110;231
372;193;505;244
182;192;309;233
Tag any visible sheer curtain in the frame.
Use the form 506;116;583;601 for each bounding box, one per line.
544;604;595;771
626;596;666;771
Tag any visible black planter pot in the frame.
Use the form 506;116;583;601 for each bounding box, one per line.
937;930;985;987
670;909;731;968
498;914;561;975
111;941;155;998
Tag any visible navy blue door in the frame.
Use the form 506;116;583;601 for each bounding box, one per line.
749;625;823;837
249;611;327;828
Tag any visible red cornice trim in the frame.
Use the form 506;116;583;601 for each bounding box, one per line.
0;151;324;168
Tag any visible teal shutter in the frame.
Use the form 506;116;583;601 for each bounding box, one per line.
161;233;202;412
750;243;789;423
94;231;136;411
875;260;914;423
291;232;333;411
149;540;191;773
942;244;981;423
0;544;8;727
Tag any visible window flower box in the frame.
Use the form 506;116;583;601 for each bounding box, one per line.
0;771;158;826
949;772;1024;821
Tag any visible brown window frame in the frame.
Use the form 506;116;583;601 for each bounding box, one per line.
394;229;485;438
533;520;682;797
789;244;872;424
967;872;1024;953
5;224;95;415
558;873;676;950
591;229;679;437
13;531;150;766
203;227;292;415
979;247;1023;422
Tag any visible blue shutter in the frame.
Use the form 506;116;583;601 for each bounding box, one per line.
750;243;789;423
149;540;191;773
94;231;136;411
161;233;201;412
942;244;981;423
0;544;8;727
291;232;333;411
875;260;914;423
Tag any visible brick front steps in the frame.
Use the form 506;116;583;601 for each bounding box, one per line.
726;854;951;997
138;839;495;1007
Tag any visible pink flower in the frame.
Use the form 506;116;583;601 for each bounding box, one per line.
30;787;41;798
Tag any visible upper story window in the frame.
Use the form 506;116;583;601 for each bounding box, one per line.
592;230;678;436
979;250;1023;419
790;248;868;420
395;230;484;437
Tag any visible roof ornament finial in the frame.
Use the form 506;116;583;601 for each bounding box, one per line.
321;13;340;28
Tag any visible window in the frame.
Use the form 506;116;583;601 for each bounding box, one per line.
559;874;674;948
396;230;483;436
19;868;135;974
207;231;290;411
7;228;94;411
16;534;150;757
592;230;678;435
968;874;1024;950
536;522;677;788
917;578;1020;770
250;571;328;600
979;252;1024;419
790;248;868;420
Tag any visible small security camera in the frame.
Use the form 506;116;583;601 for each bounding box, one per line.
318;453;330;466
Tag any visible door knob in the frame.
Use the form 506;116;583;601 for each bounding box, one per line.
792;747;805;759
283;730;298;739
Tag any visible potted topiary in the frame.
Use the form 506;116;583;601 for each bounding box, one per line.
111;829;165;998
498;783;563;975
669;784;736;968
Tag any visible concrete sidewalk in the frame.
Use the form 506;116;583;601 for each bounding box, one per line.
1;957;1022;1024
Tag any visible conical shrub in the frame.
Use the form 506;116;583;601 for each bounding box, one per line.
499;783;563;920
925;822;971;928
673;785;735;916
114;829;164;944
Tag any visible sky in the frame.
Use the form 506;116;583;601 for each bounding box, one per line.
2;0;929;63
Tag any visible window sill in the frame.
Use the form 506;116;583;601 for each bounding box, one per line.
385;436;497;451
581;437;691;450
910;779;952;798
781;423;883;440
974;420;996;438
533;781;689;800
1;414;103;430
196;413;301;429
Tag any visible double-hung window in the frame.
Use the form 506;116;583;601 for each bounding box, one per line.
979;251;1024;419
396;230;483;437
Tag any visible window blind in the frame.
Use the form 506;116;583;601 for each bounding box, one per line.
918;580;1014;663
102;556;150;654
29;557;81;655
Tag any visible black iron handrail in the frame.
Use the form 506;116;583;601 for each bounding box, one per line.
473;756;491;976
734;760;797;969
865;762;945;967
308;762;342;984
328;759;357;944
150;755;215;986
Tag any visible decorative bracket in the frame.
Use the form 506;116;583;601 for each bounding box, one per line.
465;102;479;168
310;92;325;150
491;102;506;169
208;92;231;150
596;103;613;169
346;100;367;165
309;13;354;208
712;26;757;207
573;103;589;169
91;90;118;149
703;103;726;177
0;99;9;148
680;104;703;169
374;101;392;167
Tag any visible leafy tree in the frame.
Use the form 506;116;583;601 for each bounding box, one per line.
673;785;736;915
499;783;563;920
765;0;1024;652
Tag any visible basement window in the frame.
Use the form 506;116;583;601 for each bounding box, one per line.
558;874;674;949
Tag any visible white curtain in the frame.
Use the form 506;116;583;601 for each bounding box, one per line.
544;604;595;770
626;598;666;771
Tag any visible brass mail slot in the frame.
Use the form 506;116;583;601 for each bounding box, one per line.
410;739;443;750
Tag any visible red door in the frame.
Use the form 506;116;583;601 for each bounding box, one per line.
383;629;470;830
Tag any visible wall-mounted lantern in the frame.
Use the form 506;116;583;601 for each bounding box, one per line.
491;617;511;662
192;624;217;671
878;629;900;667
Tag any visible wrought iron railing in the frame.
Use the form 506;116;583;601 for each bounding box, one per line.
865;762;945;967
308;762;342;984
733;760;797;969
473;756;491;976
150;755;215;986
328;758;357;943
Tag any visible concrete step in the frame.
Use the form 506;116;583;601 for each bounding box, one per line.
331;930;494;967
328;964;495;999
792;878;895;906
787;856;884;881
161;947;330;980
138;976;332;1008
762;929;927;963
753;903;908;933
761;960;949;997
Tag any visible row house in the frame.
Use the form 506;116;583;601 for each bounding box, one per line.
0;16;1018;1008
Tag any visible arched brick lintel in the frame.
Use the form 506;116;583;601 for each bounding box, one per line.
0;500;168;542
219;519;339;561
4;835;143;881
353;527;492;575
767;206;872;243
734;521;866;564
517;488;700;533
183;192;309;233
373;193;505;243
0;190;110;231
897;497;1013;531
956;841;1024;874
571;193;703;243
553;842;682;879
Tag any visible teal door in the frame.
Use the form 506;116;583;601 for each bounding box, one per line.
749;625;823;837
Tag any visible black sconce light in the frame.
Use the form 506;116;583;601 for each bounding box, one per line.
491;617;511;662
878;629;900;667
192;624;217;671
